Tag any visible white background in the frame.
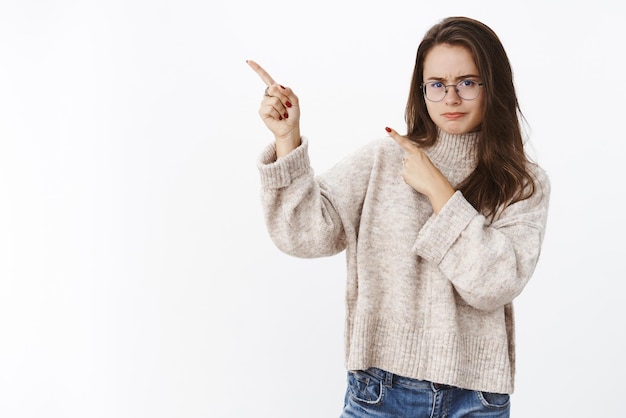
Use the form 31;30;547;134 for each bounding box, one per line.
0;1;624;417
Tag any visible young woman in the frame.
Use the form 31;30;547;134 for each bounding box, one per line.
247;16;550;418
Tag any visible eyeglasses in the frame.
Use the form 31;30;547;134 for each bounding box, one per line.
421;79;483;102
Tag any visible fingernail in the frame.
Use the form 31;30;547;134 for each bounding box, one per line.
283;112;289;119
285;101;292;108
279;115;283;120
280;85;286;89
385;127;392;133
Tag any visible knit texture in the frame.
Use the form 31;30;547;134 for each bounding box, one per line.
257;131;550;394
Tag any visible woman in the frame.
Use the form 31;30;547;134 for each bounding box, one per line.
247;16;550;418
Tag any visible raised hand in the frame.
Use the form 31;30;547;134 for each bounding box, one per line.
385;127;455;214
247;60;301;157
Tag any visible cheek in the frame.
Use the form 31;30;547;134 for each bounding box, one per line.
424;101;437;119
468;104;485;131
467;97;485;120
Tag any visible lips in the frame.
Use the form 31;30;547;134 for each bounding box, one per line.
443;112;465;119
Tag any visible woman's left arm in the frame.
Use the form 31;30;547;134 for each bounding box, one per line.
413;167;551;311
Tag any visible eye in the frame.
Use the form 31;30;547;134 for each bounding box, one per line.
429;82;444;89
460;79;477;87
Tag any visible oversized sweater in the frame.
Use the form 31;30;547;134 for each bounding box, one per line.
256;130;550;394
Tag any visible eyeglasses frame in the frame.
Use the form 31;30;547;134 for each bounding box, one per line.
420;79;484;102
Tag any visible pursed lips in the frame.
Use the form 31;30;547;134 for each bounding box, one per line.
442;112;465;119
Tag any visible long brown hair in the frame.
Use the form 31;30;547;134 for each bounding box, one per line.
406;16;536;218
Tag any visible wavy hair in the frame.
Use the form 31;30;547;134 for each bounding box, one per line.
405;16;536;218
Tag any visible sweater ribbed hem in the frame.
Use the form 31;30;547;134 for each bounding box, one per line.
257;138;311;189
344;314;514;394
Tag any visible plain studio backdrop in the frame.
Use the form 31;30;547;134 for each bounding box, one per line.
0;1;623;417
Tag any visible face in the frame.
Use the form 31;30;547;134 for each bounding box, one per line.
422;44;484;135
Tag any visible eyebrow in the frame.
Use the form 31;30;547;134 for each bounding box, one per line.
425;74;481;82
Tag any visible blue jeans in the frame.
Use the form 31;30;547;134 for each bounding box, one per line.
341;368;510;418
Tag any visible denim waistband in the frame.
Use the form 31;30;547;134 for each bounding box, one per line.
360;367;454;391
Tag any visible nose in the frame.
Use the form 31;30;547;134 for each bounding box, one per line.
444;86;462;105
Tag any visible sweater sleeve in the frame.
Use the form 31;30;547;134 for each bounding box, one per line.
413;166;551;311
256;137;348;258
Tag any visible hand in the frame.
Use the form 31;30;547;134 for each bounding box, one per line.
247;60;301;157
386;127;455;214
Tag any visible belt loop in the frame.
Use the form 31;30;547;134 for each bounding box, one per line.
384;370;393;388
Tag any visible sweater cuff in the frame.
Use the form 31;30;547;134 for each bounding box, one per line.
256;137;311;189
413;191;478;264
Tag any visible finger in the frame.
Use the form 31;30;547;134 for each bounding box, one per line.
265;85;297;110
260;104;284;121
246;59;276;87
385;127;417;154
262;95;288;117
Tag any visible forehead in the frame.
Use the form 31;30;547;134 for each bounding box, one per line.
423;44;478;80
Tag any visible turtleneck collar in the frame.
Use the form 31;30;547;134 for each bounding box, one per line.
424;129;479;170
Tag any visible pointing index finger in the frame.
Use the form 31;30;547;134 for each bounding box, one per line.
246;60;276;87
385;127;417;154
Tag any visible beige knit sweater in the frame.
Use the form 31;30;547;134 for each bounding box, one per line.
257;131;550;394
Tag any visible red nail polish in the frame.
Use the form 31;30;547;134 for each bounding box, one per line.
284;112;289;119
385;127;392;133
285;101;292;108
279;115;283;120
280;85;286;89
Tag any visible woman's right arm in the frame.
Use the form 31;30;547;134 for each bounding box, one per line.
248;60;349;258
